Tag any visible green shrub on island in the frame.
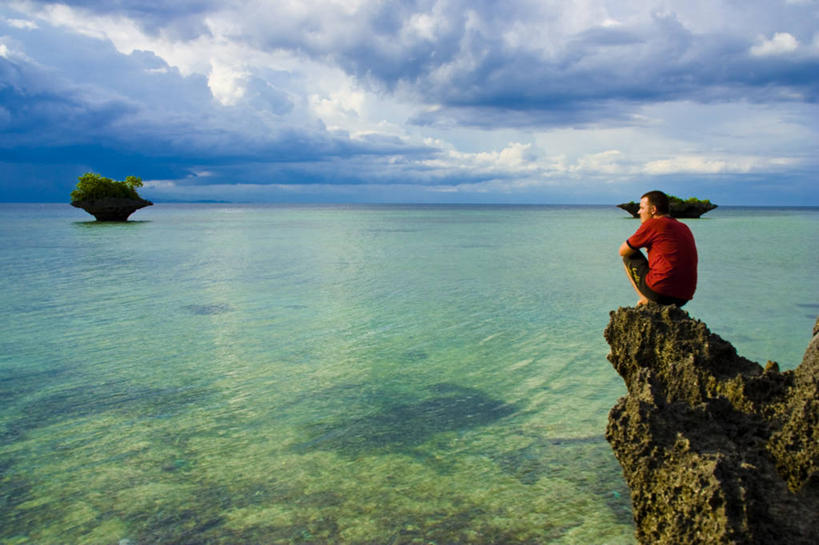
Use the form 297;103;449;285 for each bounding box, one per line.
70;172;144;202
676;195;713;206
622;195;712;207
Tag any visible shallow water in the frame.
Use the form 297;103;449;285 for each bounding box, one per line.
1;203;816;544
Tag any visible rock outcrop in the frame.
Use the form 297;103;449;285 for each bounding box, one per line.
71;197;153;221
605;304;818;545
617;200;717;218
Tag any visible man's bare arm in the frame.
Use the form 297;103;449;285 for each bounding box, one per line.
619;241;636;257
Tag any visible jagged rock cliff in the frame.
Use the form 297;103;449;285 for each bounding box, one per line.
605;304;818;545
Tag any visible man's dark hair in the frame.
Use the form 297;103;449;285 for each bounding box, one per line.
642;190;669;214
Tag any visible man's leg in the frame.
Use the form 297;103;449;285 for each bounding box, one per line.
622;251;651;305
622;252;689;307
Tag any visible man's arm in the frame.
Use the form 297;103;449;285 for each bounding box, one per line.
619;240;636;257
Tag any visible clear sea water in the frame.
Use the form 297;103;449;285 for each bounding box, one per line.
1;203;816;545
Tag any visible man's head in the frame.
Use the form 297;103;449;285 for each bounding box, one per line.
638;190;669;222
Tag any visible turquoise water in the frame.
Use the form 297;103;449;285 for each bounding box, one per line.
1;203;816;544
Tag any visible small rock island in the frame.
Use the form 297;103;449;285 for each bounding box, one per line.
617;196;717;218
70;172;153;221
604;304;818;544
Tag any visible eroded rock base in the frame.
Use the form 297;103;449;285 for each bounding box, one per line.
604;304;818;545
71;197;153;221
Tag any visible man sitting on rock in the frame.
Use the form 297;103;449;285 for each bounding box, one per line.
619;190;698;307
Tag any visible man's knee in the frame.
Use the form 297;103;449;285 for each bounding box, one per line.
623;251;648;268
623;252;648;284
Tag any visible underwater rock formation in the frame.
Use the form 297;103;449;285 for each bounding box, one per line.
617;199;717;218
71;197;153;221
604;304;818;545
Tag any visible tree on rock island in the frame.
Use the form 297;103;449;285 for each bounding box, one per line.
70;172;153;221
70;172;144;202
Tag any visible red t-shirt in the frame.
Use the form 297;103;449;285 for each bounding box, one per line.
627;216;698;300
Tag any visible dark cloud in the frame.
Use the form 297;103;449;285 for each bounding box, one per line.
151;2;816;132
0;22;208;151
34;0;217;38
375;10;819;125
16;2;819;123
0;8;440;200
0;59;138;149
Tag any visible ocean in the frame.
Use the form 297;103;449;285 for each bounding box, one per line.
1;203;816;544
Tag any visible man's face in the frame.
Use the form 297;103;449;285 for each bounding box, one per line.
638;197;655;223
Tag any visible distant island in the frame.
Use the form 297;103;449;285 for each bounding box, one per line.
70;172;153;221
617;196;717;218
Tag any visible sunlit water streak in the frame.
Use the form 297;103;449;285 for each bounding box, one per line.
1;203;816;544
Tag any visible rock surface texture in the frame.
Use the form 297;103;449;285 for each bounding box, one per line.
71;197;153;221
605;304;818;545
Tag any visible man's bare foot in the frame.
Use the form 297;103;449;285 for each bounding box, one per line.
636;298;649;306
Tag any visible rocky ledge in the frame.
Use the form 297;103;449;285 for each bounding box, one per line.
71;197;153;221
605;304;818;544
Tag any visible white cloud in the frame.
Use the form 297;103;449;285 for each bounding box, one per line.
36;3;108;41
207;61;248;105
644;156;734;174
569;150;627;175
642;155;797;175
406;13;438;41
750;32;799;56
0;37;33;62
424;142;539;175
5;17;37;29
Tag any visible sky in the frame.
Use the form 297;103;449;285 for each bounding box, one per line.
1;0;818;205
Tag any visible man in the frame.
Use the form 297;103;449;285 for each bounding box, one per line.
619;190;698;307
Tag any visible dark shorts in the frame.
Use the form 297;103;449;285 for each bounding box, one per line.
623;251;689;307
